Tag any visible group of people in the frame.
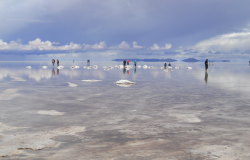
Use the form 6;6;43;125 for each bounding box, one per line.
52;59;59;67
164;63;171;68
123;59;137;67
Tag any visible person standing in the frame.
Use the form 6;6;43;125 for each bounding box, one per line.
134;60;137;67
168;63;171;66
52;59;55;67
164;63;167;69
127;59;129;65
57;59;59;66
123;59;126;67
205;59;208;71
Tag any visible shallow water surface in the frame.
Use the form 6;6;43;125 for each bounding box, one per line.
1;61;250;159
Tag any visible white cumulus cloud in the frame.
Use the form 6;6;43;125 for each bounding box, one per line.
0;38;82;50
195;32;250;53
84;41;107;50
150;43;172;50
118;41;130;49
133;41;143;49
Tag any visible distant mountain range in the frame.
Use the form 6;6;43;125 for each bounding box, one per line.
112;58;177;62
182;58;200;62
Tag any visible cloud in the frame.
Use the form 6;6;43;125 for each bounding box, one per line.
150;43;172;50
133;41;143;49
83;41;107;50
195;32;250;53
0;38;82;51
118;41;130;49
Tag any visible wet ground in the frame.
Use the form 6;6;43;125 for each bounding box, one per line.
1;61;250;160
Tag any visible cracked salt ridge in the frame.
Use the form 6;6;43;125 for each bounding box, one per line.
114;80;137;87
0;89;19;100
37;110;65;116
0;125;85;157
190;144;250;160
82;80;102;82
66;82;77;87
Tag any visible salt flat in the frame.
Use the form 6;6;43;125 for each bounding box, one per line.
0;61;250;160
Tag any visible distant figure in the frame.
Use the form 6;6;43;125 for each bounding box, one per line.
123;59;126;67
127;59;129;65
134;60;137;67
73;60;74;63
57;59;59;66
52;59;55;67
164;63;167;69
87;60;90;66
205;59;208;71
205;72;208;83
168;63;171;66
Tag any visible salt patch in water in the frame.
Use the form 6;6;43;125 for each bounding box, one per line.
114;80;137;87
37;110;65;116
10;76;26;81
66;82;77;87
57;66;64;69
82;80;102;82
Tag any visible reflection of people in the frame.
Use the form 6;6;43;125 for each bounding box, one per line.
205;59;208;71
127;59;129;65
52;68;55;75
164;63;167;69
57;59;59;66
134;68;136;74
123;68;126;74
57;69;59;75
87;60;90;66
123;59;126;67
168;63;171;66
134;60;137;67
205;72;208;83
127;70;129;75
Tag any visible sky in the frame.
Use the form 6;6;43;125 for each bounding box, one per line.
0;0;250;61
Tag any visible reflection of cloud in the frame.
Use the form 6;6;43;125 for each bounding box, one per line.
194;69;250;95
0;68;81;82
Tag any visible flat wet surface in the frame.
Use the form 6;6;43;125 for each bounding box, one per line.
1;61;250;159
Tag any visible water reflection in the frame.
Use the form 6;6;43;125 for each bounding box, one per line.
57;69;59;75
204;72;208;84
52;68;55;76
134;68;136;74
123;68;126;74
